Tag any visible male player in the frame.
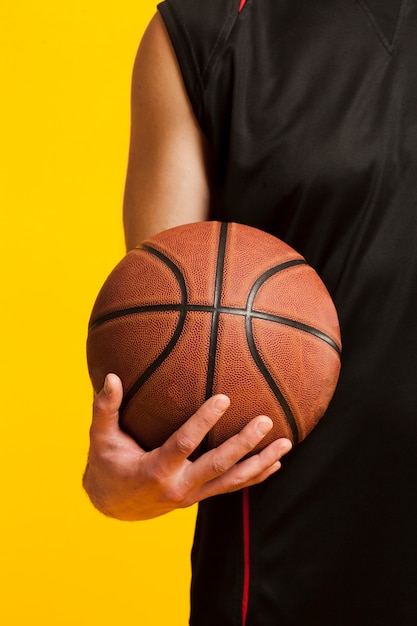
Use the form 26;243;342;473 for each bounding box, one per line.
85;2;417;624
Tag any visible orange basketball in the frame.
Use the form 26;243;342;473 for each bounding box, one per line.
87;221;341;455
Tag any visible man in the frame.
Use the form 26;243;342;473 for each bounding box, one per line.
85;1;417;624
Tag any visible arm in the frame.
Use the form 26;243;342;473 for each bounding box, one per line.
123;12;211;249
83;14;292;521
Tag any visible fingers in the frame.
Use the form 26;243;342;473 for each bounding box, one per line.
197;437;292;500
86;385;293;518
191;415;291;486
91;373;124;435
160;394;292;491
161;394;231;469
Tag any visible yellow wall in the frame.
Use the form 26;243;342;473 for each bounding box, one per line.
1;2;197;624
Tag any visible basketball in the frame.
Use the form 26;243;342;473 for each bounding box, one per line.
87;221;341;455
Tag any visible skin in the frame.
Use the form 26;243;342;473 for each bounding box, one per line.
83;14;292;521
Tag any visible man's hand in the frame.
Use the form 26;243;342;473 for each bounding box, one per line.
83;373;292;521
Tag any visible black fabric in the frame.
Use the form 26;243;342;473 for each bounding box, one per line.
158;1;417;624
362;0;404;43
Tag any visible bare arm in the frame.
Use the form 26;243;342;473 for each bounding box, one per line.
123;13;211;249
83;14;292;521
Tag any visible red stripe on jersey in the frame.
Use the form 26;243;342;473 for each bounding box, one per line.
242;487;251;626
239;0;247;12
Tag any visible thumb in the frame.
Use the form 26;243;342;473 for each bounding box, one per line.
92;373;124;432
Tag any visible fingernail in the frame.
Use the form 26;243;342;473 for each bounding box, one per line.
270;461;281;473
213;395;229;415
280;440;293;455
257;418;272;436
103;375;111;396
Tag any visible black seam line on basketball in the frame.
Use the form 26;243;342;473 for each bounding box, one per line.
90;306;340;357
245;260;310;446
205;221;228;401
119;244;188;415
90;256;306;330
246;259;341;356
245;314;299;446
188;306;340;355
88;304;183;331
248;313;341;356
246;260;307;313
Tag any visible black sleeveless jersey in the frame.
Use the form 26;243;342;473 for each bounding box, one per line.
157;1;417;624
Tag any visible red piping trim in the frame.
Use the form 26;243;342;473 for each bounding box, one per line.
242;487;250;626
239;0;247;12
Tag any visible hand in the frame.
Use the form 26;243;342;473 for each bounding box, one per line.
83;373;293;521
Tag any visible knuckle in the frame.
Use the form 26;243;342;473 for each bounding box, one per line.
173;432;196;456
225;472;247;492
147;461;188;504
239;435;256;453
163;483;187;505
231;477;246;491
89;424;114;449
92;392;107;414
91;444;118;469
211;454;229;475
146;459;168;486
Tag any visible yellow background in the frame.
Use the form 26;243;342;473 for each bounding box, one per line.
1;2;197;624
